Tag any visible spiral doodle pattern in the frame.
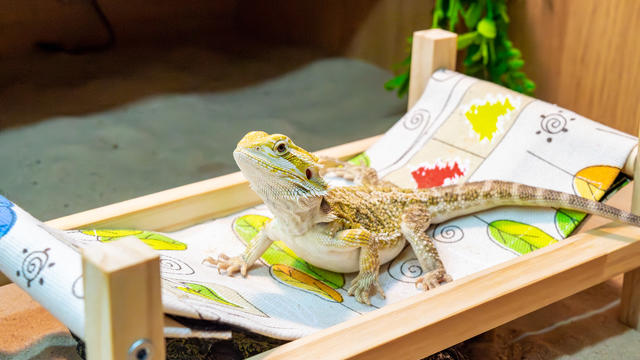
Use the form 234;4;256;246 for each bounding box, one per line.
18;248;54;287
402;109;431;131
399;259;423;279
160;255;195;276
540;113;568;134
388;249;424;283
433;224;465;243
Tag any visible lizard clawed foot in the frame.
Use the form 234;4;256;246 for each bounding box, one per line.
348;272;385;305
318;156;385;186
203;253;250;277
415;269;452;291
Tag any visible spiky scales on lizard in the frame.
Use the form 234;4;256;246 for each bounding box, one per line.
206;131;640;305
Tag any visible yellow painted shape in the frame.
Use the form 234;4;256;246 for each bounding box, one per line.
573;165;620;201
80;229;187;250
465;97;515;141
272;264;343;303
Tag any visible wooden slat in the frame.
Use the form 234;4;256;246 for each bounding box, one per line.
262;223;640;359
46;135;381;232
83;236;165;360
407;29;457;110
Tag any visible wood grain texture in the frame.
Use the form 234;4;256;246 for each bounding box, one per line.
236;0;435;70
620;269;640;329
82;236;164;360
407;29;457;110
509;0;640;135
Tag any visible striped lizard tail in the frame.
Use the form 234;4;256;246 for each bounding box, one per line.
423;180;640;226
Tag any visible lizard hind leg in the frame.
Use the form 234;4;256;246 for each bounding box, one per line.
401;205;453;291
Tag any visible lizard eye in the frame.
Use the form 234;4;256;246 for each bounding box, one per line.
305;168;312;180
274;140;289;155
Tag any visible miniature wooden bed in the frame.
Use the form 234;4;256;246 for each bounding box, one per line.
13;29;640;359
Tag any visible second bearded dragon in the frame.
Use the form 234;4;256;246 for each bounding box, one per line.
207;131;640;304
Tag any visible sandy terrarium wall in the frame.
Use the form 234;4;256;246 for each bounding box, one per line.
0;0;638;132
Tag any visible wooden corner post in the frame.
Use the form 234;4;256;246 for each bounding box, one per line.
407;29;457;110
83;236;165;360
620;139;640;330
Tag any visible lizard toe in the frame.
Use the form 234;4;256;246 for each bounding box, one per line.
226;264;241;275
241;263;248;277
202;256;217;266
415;269;452;291
374;283;386;299
205;255;249;277
348;273;384;304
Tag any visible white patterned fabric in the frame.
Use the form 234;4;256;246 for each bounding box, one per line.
0;70;636;340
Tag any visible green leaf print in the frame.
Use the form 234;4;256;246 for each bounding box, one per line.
488;220;558;255
177;283;240;308
348;153;371;167
555;209;587;238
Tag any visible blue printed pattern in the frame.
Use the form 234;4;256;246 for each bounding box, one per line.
0;195;16;238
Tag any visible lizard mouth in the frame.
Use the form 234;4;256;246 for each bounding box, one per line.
233;149;327;198
233;149;307;184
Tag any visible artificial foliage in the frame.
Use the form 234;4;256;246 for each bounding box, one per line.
385;0;535;97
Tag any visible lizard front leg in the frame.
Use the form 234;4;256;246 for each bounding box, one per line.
205;229;272;277
400;205;452;290
334;228;385;305
318;156;394;187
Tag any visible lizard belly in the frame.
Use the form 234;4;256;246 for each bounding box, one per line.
268;224;406;273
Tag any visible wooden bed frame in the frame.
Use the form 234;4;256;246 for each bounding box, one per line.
9;29;640;359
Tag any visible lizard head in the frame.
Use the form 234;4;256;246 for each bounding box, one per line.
234;131;328;200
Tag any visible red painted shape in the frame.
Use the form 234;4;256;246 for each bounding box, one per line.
411;161;465;188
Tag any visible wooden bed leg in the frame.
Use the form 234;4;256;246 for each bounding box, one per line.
620;139;640;330
620;269;640;329
407;29;457;110
83;236;165;359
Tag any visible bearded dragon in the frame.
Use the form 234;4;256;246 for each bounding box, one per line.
207;131;640;304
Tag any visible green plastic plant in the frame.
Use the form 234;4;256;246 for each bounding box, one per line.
385;0;535;97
